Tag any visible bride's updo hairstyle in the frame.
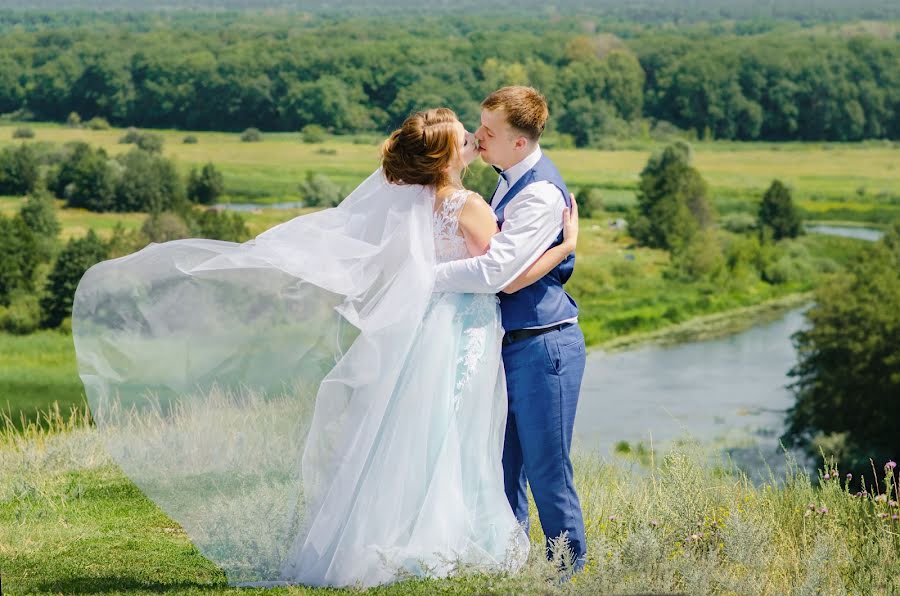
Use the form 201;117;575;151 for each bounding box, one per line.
381;107;460;188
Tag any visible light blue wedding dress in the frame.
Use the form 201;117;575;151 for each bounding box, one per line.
72;171;529;588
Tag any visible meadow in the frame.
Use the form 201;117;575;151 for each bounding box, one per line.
2;122;898;230
1;405;898;594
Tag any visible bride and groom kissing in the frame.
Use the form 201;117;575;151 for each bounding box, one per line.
71;85;587;588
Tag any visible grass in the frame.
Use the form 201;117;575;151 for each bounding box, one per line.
2;122;898;220
1;405;898;594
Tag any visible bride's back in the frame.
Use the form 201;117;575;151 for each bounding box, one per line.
432;188;472;263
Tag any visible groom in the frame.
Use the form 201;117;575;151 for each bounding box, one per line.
433;86;587;570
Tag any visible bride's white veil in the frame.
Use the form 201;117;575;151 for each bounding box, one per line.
72;167;436;584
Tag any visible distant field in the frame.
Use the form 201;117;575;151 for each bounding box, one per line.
1;122;898;225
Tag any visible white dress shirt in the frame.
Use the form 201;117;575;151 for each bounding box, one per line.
433;145;578;330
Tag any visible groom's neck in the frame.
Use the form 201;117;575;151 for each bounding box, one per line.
497;143;539;172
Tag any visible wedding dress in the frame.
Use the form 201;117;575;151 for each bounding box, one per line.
72;168;529;588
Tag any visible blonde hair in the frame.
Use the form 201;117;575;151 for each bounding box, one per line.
481;86;549;141
381;108;460;188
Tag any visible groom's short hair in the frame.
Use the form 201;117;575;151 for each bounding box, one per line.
482;86;548;142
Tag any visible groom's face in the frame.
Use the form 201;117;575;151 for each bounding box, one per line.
475;108;529;171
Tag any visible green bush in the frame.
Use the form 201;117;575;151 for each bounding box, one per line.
40;229;108;328
19;190;60;262
0;143;40;196
140;211;191;243
112;147;186;212
135;132;164;153
575;187;604;219
182;135;198;144
12;126;34;139
300;124;326;143
0;214;39;306
187;162;225;205
0;289;41;334
297;172;345;207
66;112;81;128
240;127;262;142
50;142;117;212
118;127;143;144
84;117;110;130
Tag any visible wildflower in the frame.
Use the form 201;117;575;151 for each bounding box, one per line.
886;460;897;471
608;515;617;522
892;515;899;521
877;512;888;519
808;502;816;510
846;473;852;480
818;506;828;515
649;520;659;527
875;494;887;503
824;473;831;480
804;510;812;517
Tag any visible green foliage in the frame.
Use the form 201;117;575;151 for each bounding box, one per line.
297;172;345;208
112;148;186;212
0;143;40;196
139;211;191;243
630;140;713;253
300;124;326;144
18;190;61;262
39;229;109;329
50;142;117;212
182;134;198;144
135;132;163;153
181;207;250;242
187;162;225;205
462;163;499;201
12;126;34;139
783;222;900;473
84;116;110;130
1;15;895;142
575;186;604;219
0;215;39;307
240;127;261;142
758;179;803;241
65;112;81;127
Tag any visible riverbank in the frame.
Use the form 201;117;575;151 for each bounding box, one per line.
594;292;813;353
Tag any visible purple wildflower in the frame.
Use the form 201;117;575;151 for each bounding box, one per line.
886;460;897;471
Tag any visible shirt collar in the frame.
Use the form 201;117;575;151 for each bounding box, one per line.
499;145;542;188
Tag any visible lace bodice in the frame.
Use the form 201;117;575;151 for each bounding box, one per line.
432;188;471;263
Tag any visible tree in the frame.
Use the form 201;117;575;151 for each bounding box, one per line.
113;148;186;212
782;222;900;473
758;179;802;241
187;163;225;205
0;143;40;196
574;187;603;219
19;190;61;261
51;142;117;212
40;229;109;328
0;215;39;307
298;172;345;208
629;141;713;253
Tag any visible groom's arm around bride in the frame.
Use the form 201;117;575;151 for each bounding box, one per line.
434;86;589;573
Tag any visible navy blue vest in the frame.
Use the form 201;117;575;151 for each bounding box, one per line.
493;154;579;330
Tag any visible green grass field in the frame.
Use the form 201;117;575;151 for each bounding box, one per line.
2;409;897;594
2;122;898;223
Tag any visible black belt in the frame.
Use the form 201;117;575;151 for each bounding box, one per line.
502;322;574;346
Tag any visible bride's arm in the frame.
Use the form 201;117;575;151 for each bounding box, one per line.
457;192;500;257
500;198;578;294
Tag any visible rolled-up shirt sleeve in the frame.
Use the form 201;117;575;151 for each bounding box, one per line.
433;181;564;294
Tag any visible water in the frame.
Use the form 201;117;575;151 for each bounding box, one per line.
575;307;809;464
211;200;306;212
806;224;884;241
574;224;883;473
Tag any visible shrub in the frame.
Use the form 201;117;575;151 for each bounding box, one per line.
135;132;164;153
240;127;262;142
182;135;198;144
0;214;39;306
300;124;326;144
12;126;34;139
84;117;110;130
118;127;143;144
40;229;108;328
575;187;604;219
66;112;81;128
19;189;60;261
187;163;225;204
297;172;345;207
0;143;40;195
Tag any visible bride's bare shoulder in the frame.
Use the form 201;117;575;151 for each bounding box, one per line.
458;191;497;231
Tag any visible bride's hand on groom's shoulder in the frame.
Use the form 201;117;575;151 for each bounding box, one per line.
562;193;578;253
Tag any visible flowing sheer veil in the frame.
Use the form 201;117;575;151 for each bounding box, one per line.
72;167;437;584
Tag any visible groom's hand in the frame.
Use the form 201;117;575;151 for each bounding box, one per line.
562;193;579;253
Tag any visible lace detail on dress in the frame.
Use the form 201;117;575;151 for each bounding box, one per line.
452;293;500;409
432;188;471;264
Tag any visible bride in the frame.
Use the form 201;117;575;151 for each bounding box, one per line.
71;107;577;588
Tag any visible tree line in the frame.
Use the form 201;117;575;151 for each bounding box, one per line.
0;16;897;144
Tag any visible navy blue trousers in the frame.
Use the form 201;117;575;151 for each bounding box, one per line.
501;322;587;569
